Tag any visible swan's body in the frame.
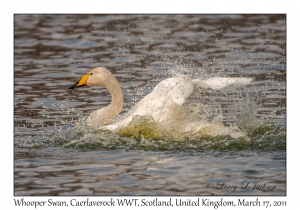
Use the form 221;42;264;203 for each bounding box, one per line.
69;67;252;139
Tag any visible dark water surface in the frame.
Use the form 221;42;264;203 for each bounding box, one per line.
14;14;286;196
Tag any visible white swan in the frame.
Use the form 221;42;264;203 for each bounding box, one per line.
69;67;252;139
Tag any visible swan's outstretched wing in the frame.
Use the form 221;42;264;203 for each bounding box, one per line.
105;75;194;131
192;77;252;90
105;75;252;132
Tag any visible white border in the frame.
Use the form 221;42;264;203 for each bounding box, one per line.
4;0;297;209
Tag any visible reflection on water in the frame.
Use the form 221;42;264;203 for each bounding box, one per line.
14;14;286;196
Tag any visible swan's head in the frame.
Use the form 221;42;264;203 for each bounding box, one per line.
69;67;111;89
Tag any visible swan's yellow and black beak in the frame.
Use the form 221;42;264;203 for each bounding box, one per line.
69;74;89;89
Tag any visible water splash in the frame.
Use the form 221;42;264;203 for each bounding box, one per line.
15;93;285;152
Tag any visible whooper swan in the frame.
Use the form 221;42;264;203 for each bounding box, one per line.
69;67;252;138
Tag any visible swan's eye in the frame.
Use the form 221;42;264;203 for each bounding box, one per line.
90;73;93;75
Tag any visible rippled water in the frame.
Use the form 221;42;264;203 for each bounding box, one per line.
14;14;286;196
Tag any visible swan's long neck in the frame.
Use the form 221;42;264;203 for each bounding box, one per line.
88;70;124;127
105;73;124;117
